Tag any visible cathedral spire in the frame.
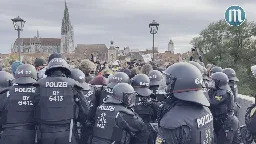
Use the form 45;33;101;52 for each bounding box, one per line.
60;0;74;53
61;0;70;35
37;29;39;38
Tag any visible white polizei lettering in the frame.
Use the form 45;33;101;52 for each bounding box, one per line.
22;96;30;100
45;82;68;87
112;76;122;81
197;113;213;128
51;58;64;63
14;87;36;93
98;105;115;111
84;91;93;97
140;82;149;86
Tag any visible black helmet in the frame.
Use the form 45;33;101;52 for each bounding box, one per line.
163;62;209;106
189;61;204;74
45;58;71;76
13;64;37;84
70;69;90;90
148;70;163;86
209;72;230;90
34;58;47;67
105;83;136;107
131;74;152;97
107;72;130;88
0;71;14;91
210;66;222;74
222;68;239;82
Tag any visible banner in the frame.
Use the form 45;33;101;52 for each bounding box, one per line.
142;54;152;63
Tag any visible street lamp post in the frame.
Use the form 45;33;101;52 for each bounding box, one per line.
11;16;26;62
149;20;159;62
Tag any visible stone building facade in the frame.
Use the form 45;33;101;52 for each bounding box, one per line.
12;30;60;53
107;41;118;63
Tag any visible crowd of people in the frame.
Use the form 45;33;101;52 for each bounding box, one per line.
0;52;256;144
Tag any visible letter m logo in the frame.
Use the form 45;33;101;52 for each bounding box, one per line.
228;9;242;22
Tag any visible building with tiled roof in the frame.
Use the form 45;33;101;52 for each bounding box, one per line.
75;44;108;62
12;30;61;54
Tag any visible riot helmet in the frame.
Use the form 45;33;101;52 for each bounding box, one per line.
131;74;152;97
163;62;210;106
34;58;47;68
210;66;222;75
148;70;163;86
70;69;90;90
105;83;136;108
107;72;130;88
45;58;71;76
13;64;37;84
209;72;230;90
108;74;114;82
189;61;204;74
223;68;239;82
0;71;14;91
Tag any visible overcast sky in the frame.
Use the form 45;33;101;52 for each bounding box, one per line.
1;0;256;54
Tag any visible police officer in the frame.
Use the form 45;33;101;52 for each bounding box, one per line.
243;66;256;144
148;70;166;102
223;68;240;116
70;69;97;144
0;64;37;144
132;74;159;144
91;83;149;144
33;58;89;144
99;72;130;105
208;72;242;144
157;62;214;144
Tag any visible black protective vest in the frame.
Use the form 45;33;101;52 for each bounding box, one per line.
93;103;134;143
82;87;97;120
2;85;35;127
99;86;113;105
82;87;95;108
36;77;76;124
208;89;235;116
134;102;154;123
159;103;214;144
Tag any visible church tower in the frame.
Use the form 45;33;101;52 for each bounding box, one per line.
168;39;174;53
60;0;74;53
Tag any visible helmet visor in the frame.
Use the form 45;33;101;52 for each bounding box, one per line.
123;92;136;108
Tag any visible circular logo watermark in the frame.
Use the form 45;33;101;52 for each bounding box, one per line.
225;5;246;26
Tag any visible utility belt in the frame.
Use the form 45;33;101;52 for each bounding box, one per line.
3;124;35;130
94;130;132;144
39;124;70;133
38;119;74;143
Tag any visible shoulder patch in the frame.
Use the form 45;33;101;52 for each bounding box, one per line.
250;106;256;117
214;95;222;101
